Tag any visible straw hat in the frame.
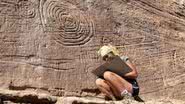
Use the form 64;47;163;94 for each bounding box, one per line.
97;44;119;57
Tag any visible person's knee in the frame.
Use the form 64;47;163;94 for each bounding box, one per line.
103;71;114;80
95;78;104;86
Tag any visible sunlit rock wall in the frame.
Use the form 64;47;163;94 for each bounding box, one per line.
0;0;185;101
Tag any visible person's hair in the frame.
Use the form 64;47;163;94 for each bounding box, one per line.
102;51;115;61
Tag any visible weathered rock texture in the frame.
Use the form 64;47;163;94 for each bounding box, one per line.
1;89;185;104
0;89;57;104
0;0;185;103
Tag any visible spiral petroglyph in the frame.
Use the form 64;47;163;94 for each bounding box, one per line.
18;0;36;19
39;0;94;46
0;0;36;18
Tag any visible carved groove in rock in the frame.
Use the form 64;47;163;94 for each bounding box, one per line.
1;0;37;19
0;0;37;33
1;0;185;103
18;0;36;19
39;0;94;46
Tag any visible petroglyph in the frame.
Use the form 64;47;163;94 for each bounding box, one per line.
0;0;185;102
0;0;37;33
39;0;95;46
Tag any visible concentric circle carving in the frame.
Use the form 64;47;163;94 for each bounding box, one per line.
18;0;36;18
39;0;94;46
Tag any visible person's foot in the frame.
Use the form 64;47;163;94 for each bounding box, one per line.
120;89;133;100
123;93;133;100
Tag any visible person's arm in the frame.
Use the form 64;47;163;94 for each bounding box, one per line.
124;60;138;79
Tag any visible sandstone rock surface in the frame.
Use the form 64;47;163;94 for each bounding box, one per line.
0;0;185;103
1;89;185;104
0;89;57;104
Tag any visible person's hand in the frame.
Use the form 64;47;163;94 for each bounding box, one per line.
124;60;138;79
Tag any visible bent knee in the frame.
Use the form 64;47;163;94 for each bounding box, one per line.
103;71;115;80
95;78;104;86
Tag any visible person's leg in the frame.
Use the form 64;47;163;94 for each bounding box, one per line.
103;71;133;95
95;78;116;100
105;81;121;97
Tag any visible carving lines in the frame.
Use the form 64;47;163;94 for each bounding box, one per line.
39;0;94;46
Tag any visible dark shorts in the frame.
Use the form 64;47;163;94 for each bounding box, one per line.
127;79;139;96
132;83;139;96
98;76;140;97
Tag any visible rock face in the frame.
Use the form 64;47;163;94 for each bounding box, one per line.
0;0;185;103
0;89;57;104
1;90;185;104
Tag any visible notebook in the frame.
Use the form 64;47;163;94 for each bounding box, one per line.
92;56;132;77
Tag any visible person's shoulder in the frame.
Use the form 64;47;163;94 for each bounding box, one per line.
120;55;129;62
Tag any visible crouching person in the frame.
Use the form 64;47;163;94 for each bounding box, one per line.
96;45;140;101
